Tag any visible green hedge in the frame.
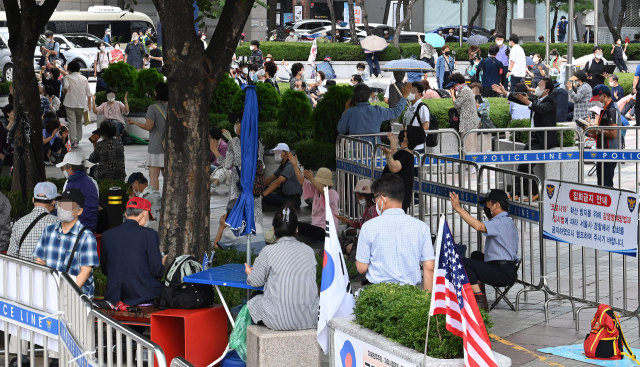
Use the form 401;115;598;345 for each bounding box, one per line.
354;283;493;359
508;119;576;147
102;62;138;95
293;139;336;169
134;68;164;98
615;72;634;95
230;82;281;122
278;89;312;132
0;82;12;95
310;84;354;144
94;92;155;114
210;74;241;114
259;121;308;149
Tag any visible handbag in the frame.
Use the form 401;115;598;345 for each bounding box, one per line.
623;52;628;62
234;159;265;197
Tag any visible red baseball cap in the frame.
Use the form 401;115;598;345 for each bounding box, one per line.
126;197;154;220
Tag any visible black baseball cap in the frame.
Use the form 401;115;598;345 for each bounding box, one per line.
127;172;146;187
60;188;85;208
479;189;509;204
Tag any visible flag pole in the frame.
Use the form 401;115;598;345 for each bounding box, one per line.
425;215;446;366
423;315;432;366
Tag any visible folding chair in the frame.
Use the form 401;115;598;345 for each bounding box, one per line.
490;259;522;311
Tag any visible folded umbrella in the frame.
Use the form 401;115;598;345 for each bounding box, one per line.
360;35;388;52
381;58;434;73
422;33;445;48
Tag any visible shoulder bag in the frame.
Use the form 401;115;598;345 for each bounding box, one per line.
64;227;88;273
16;212;49;253
153;103;167;148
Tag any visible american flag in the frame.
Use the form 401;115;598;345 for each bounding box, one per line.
429;219;498;367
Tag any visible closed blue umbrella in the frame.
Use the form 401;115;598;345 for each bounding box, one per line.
225;84;259;262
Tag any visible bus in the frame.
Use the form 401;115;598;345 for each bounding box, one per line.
0;6;157;44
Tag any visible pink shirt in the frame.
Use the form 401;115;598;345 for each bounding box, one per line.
96;101;126;123
423;89;441;99
303;180;339;231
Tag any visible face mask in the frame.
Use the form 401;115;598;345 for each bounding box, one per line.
483;205;492;219
265;58;272;62
496;40;503;46
250;45;255;50
251;73;258;82
358;199;366;206
609;82;615;87
143;218;150;227
534;87;544;97
445;51;451;56
407;93;416;102
234;124;240;135
63;171;70;179
595;52;603;59
595;101;604;108
617;41;621;45
375;196;385;216
274;154;282;163
357;70;364;75
533;57;539;63
100;46;105;51
132;36;139;41
107;93;116;102
57;208;77;223
242;68;248;74
115;45;120;50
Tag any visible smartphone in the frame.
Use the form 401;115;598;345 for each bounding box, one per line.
575;119;588;129
89;134;100;143
513;92;528;96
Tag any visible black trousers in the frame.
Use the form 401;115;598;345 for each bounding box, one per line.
297;222;326;242
514;138;543;196
596;161;617;188
462;251;517;287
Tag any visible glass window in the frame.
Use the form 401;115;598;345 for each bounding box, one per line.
62;34;105;48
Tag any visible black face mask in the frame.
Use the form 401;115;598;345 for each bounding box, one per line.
483;205;492;219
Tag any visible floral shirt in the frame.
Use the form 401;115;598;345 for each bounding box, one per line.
88;137;126;181
349;204;378;229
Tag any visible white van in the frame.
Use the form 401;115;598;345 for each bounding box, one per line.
0;6;157;44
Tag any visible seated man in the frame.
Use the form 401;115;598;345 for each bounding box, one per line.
213;199;266;254
449;189;519;311
127;172;162;232
261;143;303;208
355;174;435;290
100;197;167;306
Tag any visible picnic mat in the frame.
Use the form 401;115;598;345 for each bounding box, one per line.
538;344;640;366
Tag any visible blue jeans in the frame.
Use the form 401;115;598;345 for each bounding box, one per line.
510;76;523;91
557;33;565;42
365;53;381;77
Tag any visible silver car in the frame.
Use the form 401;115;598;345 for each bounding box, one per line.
36;33;113;76
0;28;13;81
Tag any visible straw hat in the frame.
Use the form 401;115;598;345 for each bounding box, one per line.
314;168;334;187
354;179;373;194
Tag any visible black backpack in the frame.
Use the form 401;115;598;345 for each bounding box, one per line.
154;255;215;310
434;89;452;98
410;103;440;147
448;107;460;132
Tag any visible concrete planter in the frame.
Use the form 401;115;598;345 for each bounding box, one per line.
124;112;149;140
329;316;511;367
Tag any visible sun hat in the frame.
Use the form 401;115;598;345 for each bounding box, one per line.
354;179;373;194
314;168;334;187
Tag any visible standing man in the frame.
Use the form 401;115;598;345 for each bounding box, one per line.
494;33;510;88
583;25;594;43
103;28;111;44
402;82;429;153
449;189;519;311
57;153;99;232
124;31;148;70
62;61;92;148
8;183;59;262
506;34;526;91
556;16;567;42
583;46;609;88
250;40;264;68
285;30;299;42
34;189;99;297
127;172;162;232
146;40;163;73
475;45;504;97
40;30;59;66
445;29;457;43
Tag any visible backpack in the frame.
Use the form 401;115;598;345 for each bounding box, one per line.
434;89;451;98
448;107;460;132
411;103;439;147
234;159;265;197
558;20;567;34
584;304;639;363
154;255;215;310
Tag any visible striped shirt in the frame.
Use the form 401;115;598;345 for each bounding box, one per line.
247;237;319;331
567;82;594;121
7;206;59;262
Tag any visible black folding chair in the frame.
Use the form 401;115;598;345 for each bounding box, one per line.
490;259;522;311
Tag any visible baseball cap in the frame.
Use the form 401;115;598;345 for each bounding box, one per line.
60;188;85;208
589;84;610;102
55;152;84;168
478;189;509;204
270;143;290;153
127;172;146;187
33;182;61;201
126;197;154;220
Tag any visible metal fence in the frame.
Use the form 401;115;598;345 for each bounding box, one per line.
170;357;195;367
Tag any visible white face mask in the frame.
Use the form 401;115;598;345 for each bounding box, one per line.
595;101;604;108
534;87;544;97
57;208;77;223
132;36;139;41
250;45;255;50
274;154;282;163
407;93;416;102
609;82;615;87
107;93;116;102
617;41;622;45
533;57;539;63
115;45;120;50
595;52;603;59
100;46;105;51
358;198;366;206
375;196;385;215
63;171;70;179
242;68;248;75
496;40;503;46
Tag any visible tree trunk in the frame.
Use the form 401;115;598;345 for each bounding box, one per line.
550;7;558;43
602;0;619;42
151;0;255;261
495;0;508;38
392;0;417;50
468;0;482;34
347;0;360;44
616;0;627;42
328;0;337;42
117;0;125;9
359;0;371;36
402;0;410;31
395;0;401;33
3;0;55;194
267;0;277;35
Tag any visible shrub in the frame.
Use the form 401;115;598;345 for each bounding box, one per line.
134;68;164;98
209;113;228;127
615;72;634;95
311;84;354;143
508;119;576;147
0;82;12;95
293;139;336;169
259;123;306;149
94;266;107;296
230;82;281;122
277;89;312;132
102;62;138;94
210;247;258;308
210;74;241;114
236;43;402;61
354;283;493;359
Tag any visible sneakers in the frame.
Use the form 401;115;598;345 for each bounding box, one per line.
70;142;79;149
474;293;489;312
44;161;53;166
210;184;218;194
138;161;147;168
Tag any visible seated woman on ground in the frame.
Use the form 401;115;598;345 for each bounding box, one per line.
42;118;63;165
88;120;126;181
212;198;266;254
336;179;378;256
245;205;319;331
92;87;129;137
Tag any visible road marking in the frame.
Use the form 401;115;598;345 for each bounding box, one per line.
489;333;566;367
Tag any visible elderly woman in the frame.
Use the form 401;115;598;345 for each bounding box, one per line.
336;179;378;256
449;73;480;157
245;206;319;331
87;120;125;180
92;87;129;136
94;41;111;79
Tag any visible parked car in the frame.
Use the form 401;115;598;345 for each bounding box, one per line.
301;25;367;42
426;25;492;42
280;19;332;40
0;28;12;82
35;32;113;76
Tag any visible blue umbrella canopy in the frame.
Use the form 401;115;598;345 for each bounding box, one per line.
225;84;258;237
422;33;445;48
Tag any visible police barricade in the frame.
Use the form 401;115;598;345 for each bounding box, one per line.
170;357;194;367
57;273;95;367
476;165;551;317
336;135;375;222
0;255;60;367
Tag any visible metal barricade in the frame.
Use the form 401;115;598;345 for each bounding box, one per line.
336;135;375;221
57;273;94;367
170;357;195;367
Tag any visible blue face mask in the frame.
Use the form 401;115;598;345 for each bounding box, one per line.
251;73;258;82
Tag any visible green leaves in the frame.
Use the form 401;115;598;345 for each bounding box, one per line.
310;84;355;144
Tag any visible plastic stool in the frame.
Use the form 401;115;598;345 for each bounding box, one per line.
221;350;245;367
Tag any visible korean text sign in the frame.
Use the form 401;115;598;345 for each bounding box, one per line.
543;180;639;257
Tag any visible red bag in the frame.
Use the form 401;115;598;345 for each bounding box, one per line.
584;304;639;364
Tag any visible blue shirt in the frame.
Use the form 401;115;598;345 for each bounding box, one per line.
475;56;504;90
33;220;99;296
356;208;435;285
482;212;519;262
65;171;99;231
611;85;625;102
337;99;408;145
40;96;50;115
496;45;509;66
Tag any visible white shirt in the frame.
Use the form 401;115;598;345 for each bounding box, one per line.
317;80;327;94
62;72;91;109
384;85;390;99
510;102;531;121
509;44;527;77
403;101;430;151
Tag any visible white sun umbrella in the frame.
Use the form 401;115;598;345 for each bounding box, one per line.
573;54;608;68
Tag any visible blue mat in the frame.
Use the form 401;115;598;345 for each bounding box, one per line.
538;344;640;366
183;264;263;290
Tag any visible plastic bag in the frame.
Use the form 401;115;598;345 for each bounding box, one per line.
229;304;252;362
